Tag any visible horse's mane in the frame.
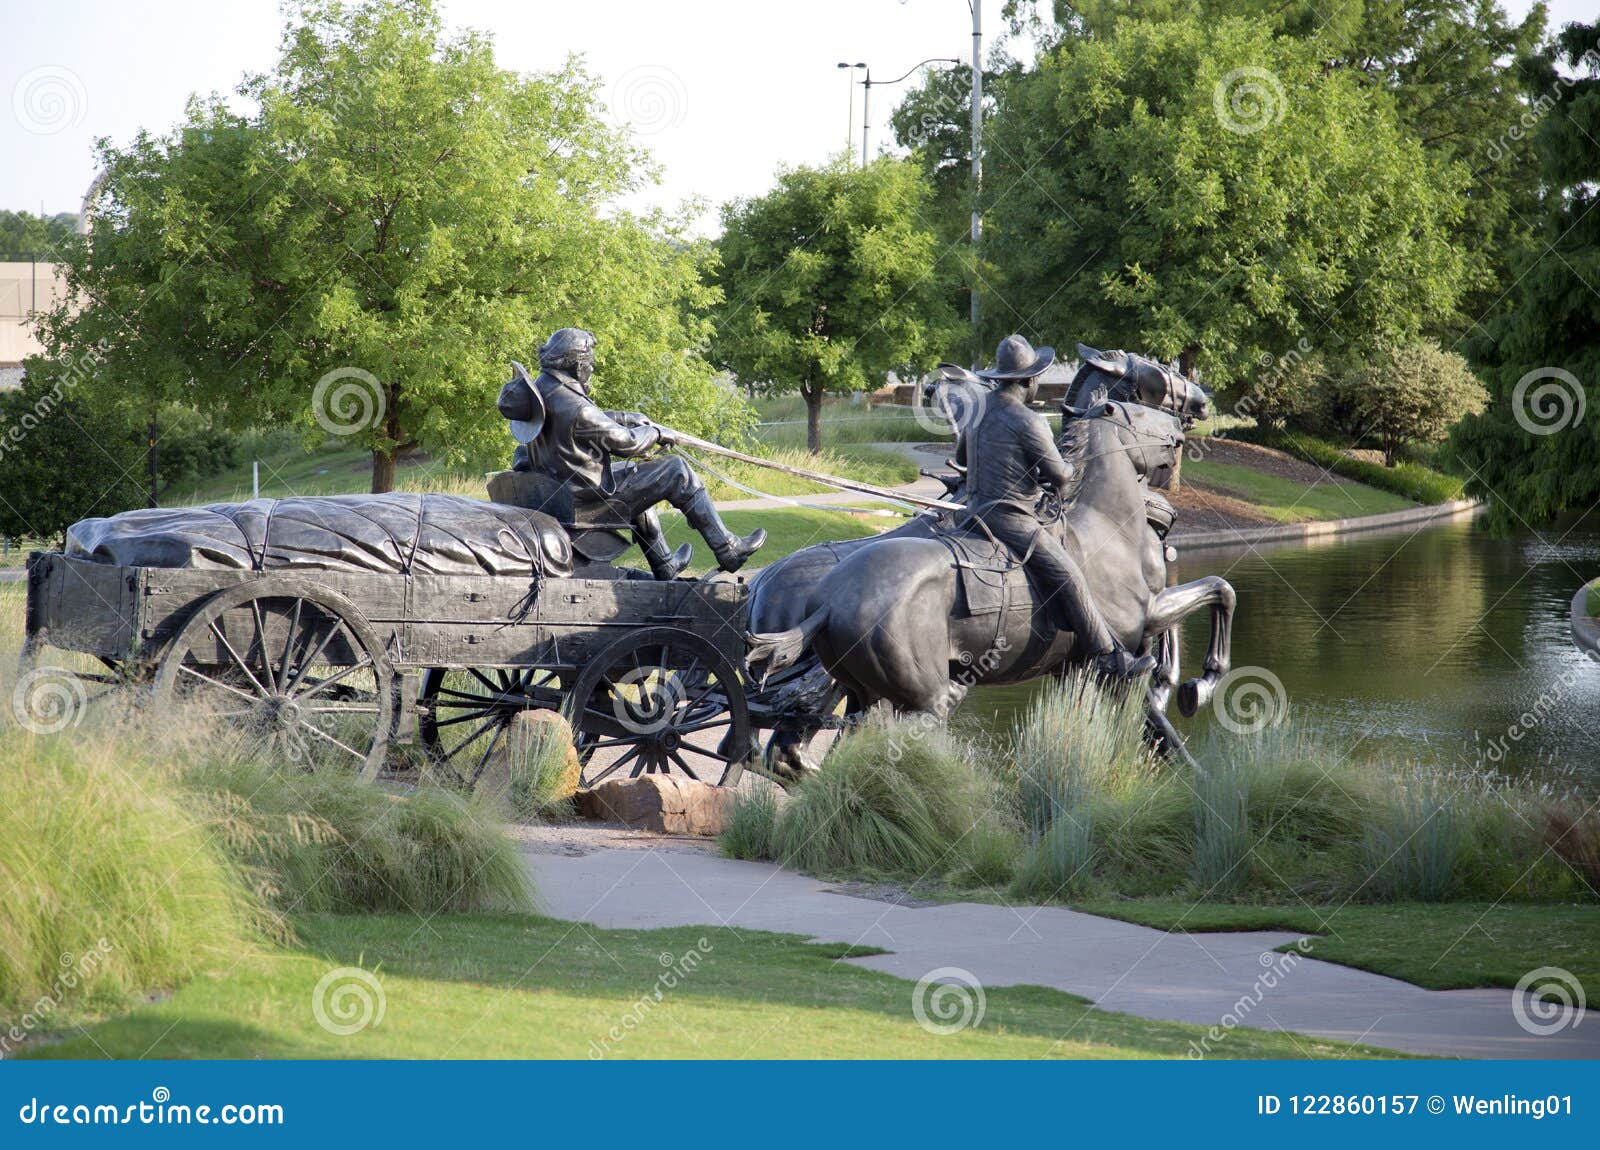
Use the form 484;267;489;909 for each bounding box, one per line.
1052;413;1093;508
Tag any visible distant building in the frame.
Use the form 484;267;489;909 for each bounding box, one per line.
0;258;67;384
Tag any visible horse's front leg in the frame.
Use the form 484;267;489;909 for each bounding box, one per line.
1144;576;1235;717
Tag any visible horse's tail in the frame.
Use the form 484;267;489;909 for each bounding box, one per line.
745;605;830;681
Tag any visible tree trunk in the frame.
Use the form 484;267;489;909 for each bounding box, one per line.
803;383;823;454
146;416;159;508
371;447;396;494
1169;346;1201;493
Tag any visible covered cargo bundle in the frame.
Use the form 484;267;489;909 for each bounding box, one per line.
65;493;573;577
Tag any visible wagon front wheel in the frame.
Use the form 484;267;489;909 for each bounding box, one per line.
563;627;751;789
149;578;396;781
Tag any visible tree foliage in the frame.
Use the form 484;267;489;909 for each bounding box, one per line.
709;158;960;452
0;358;143;546
1326;341;1488;466
1451;23;1600;528
0;211;79;260
38;0;736;494
980;13;1469;396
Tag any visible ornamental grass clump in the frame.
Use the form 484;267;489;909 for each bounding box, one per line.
770;715;1012;881
0;731;254;1026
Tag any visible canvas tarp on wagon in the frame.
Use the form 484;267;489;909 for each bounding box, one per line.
64;493;574;577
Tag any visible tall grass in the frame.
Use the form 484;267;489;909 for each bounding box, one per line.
1011;672;1161;898
1237;426;1465;504
764;716;1017;883
0;732;254;1025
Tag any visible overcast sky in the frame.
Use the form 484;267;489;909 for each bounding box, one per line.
2;0;1590;235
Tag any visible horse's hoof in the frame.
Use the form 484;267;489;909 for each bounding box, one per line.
1177;677;1212;717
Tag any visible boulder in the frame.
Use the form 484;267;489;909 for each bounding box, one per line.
577;774;736;836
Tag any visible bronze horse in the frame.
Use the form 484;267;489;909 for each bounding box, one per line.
744;359;1233;778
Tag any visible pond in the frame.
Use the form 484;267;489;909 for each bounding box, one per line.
963;513;1600;782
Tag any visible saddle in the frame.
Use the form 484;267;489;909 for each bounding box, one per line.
931;519;1033;618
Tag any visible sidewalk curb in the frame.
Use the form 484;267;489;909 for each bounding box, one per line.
1170;498;1481;552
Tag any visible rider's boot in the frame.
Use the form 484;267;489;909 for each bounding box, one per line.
1093;644;1158;682
634;510;692;581
683;490;766;573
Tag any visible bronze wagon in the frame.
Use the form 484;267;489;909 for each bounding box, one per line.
21;492;756;790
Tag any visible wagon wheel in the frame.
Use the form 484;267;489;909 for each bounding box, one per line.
563;626;751;789
149;578;396;781
417;667;567;788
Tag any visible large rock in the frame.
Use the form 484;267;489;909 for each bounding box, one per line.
577;774;736;836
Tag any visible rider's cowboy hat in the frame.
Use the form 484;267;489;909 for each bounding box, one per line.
977;334;1055;382
498;361;547;445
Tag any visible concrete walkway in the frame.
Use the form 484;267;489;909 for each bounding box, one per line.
526;844;1596;1060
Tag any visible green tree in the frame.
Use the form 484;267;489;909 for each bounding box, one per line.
0;211;78;259
980;12;1469;399
1326;341;1488;466
0;357;142;547
710;158;960;453
38;0;735;495
1451;24;1600;528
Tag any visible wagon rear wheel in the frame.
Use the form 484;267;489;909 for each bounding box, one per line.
417;667;566;788
564;626;751;789
149;578;396;781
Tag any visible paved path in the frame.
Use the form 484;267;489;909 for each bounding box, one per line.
525;844;1596;1060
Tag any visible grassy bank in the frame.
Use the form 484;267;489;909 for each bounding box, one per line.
23;913;1402;1060
1183;457;1414;522
1232;426;1466;505
1072;900;1600;992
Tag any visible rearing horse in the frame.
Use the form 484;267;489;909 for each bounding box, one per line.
746;400;1234;773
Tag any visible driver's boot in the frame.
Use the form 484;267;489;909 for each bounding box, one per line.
633;510;692;581
683;490;766;573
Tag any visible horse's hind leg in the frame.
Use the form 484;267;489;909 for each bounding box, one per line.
1144;576;1235;717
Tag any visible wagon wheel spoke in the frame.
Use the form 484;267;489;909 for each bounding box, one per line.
468;722;510;786
667;749;701;782
583;744;643;788
209;621;270;697
276;598;304;693
296;656;375;702
285;619;344;695
177;663;259;705
294;718;368;764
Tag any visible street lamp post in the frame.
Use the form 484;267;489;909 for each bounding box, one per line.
836;62;865;163
851;57;961;168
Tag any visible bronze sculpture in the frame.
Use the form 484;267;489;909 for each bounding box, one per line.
957;335;1156;681
498;328;764;579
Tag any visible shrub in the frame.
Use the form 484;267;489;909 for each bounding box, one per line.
183;744;533;916
498;718;579;823
1322;342;1489;467
771;716;1009;881
719;788;781;861
0;732;253;1026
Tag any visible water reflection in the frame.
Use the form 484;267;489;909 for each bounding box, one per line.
962;515;1600;779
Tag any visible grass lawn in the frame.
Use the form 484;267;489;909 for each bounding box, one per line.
1073;900;1600;992
1183;457;1415;522
616;505;891;573
23;914;1405;1060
